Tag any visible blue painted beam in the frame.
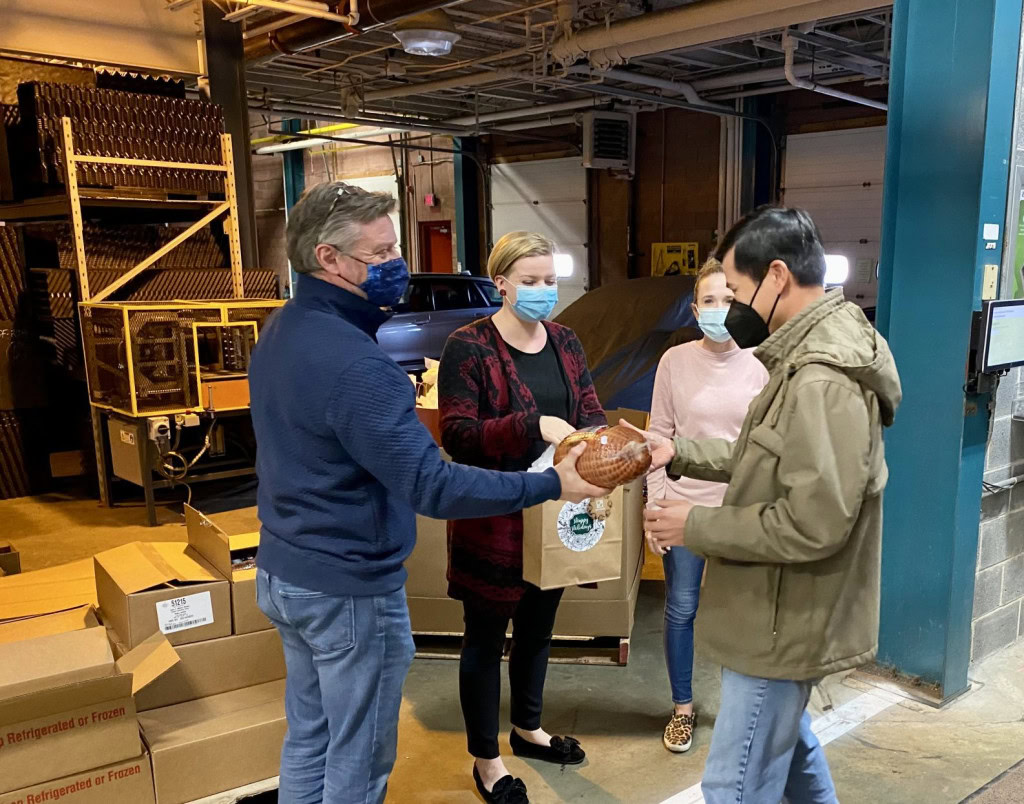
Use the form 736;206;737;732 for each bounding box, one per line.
454;138;482;274
282;119;305;298
877;0;1022;696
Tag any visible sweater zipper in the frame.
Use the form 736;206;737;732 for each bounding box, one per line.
771;569;783;649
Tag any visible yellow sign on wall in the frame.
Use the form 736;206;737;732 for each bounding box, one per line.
651;242;699;277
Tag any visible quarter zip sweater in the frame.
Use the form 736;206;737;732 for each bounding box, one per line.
250;274;561;596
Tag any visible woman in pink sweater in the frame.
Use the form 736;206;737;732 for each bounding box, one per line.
648;258;769;754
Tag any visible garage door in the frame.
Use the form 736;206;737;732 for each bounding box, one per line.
783;127;886;308
490;157;588;318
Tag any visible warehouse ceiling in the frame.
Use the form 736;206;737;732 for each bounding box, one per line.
210;0;894;134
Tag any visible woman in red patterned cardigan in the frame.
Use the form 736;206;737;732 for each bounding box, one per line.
439;231;606;804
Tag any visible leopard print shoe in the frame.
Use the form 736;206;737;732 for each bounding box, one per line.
663;712;696;753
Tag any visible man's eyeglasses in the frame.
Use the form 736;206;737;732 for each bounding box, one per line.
320;184;358;241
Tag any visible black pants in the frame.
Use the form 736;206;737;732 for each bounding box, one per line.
459;586;565;759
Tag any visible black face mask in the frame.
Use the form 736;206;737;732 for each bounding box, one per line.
725;275;780;349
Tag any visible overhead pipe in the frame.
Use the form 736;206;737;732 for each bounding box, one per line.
232;0;359;26
243;0;456;60
707;74;867;101
691;62;823;92
365;68;530;102
496;114;580;132
575;66;732;112
255;126;405;154
549;0;888;68
444;97;604;126
781;30;887;111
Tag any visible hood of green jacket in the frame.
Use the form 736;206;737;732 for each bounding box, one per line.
756;289;902;427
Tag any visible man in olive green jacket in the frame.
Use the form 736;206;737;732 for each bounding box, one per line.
639;207;901;804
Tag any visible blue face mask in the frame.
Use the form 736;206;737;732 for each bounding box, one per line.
353;256;409;308
697;307;733;343
510;284;558;322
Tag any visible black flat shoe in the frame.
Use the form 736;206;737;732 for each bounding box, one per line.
510;729;586;765
473;766;529;803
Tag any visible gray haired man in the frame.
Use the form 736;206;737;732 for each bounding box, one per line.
249;182;606;803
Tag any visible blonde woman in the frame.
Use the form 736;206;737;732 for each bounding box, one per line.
438;232;605;804
648;259;769;754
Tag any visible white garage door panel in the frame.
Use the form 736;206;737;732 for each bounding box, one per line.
784;127;886;307
785;128;887;189
490;157;588;318
782;186;884;245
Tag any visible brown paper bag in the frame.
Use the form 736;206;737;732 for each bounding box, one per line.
522;482;633;590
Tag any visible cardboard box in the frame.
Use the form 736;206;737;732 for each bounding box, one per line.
140;680;286;804
0;560;96;622
109;628;286;712
94;543;231;650
183;505;271;635
0;542;19;577
0;627;177;794
0;606;99;647
407;479;645;638
406;410;648;638
0;753;155;804
416;406;442;446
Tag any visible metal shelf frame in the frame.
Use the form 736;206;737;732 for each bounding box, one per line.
58;116;246;301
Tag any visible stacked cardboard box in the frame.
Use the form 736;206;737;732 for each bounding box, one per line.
0;506;287;804
0;541;19;577
0;608;177;804
92;510;284;804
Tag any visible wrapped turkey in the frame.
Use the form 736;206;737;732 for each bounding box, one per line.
553;424;652;488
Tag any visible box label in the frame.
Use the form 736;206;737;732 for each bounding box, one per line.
155;591;214;634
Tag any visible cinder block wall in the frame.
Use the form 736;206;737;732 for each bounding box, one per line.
973;366;1024;661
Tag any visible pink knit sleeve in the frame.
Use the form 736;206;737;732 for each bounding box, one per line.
647;350;676;506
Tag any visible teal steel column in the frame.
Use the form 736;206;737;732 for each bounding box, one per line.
282;119;305;298
454;138;482;274
877;0;1023;697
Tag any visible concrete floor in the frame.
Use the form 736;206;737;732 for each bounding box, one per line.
4;492;1024;803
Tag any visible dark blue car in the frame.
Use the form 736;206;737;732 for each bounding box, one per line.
378;273;501;371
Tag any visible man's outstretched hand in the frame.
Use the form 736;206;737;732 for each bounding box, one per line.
553;443;612;502
619;419;675;471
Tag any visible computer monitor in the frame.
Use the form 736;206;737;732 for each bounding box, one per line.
981;299;1024;373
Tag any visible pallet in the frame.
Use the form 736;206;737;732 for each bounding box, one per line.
186;777;278;804
412;632;631;666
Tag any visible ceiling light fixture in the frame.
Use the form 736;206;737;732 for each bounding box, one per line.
393;11;461;57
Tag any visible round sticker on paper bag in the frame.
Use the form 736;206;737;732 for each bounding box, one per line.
557;500;605;552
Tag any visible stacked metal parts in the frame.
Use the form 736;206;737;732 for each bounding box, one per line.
27;222;277;377
14;82;225;195
0;76;282;502
80;301;282;416
0;227;45;498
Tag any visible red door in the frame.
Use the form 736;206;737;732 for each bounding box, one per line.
418;221;453;273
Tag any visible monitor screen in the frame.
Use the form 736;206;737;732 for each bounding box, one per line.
983;299;1024;372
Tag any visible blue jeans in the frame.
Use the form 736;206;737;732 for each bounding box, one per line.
256;570;416;804
663;545;705;704
702;668;838;804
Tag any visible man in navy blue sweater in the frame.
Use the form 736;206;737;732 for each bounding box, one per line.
249;181;606;804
